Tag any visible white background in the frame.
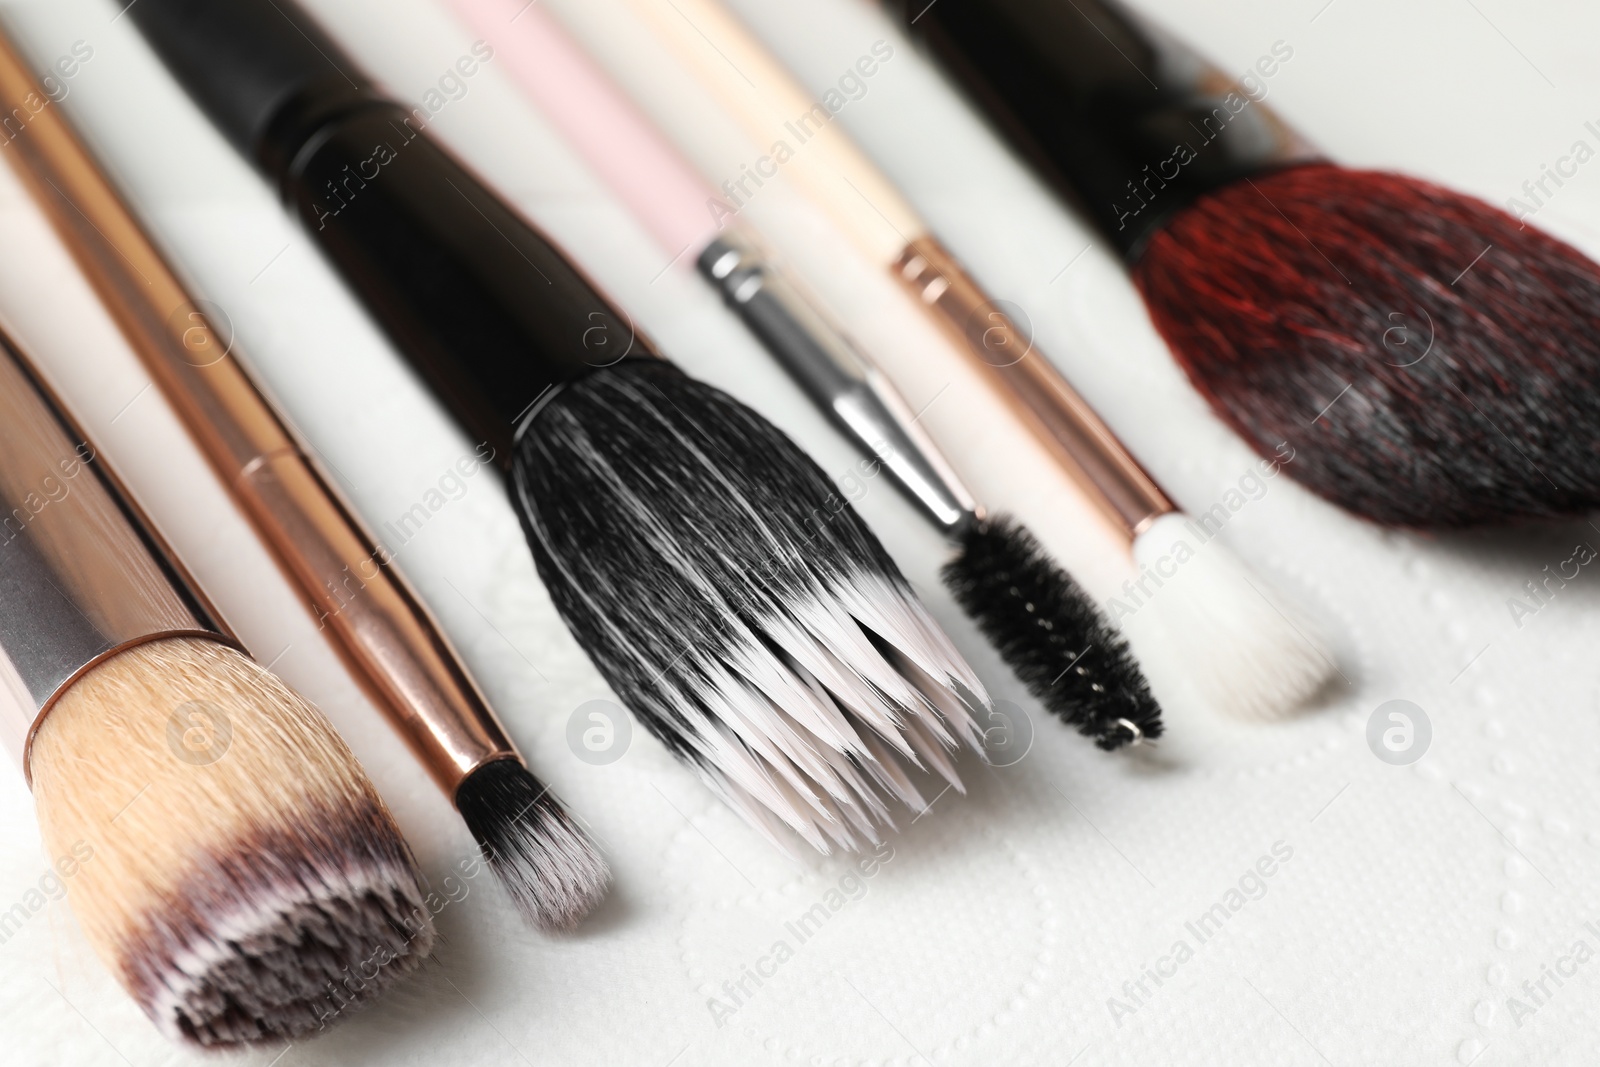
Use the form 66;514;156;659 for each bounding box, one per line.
0;0;1599;1064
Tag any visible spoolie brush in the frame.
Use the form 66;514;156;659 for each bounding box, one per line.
693;240;1160;747
0;23;606;932
944;518;1158;747
892;0;1600;528
443;0;1157;747
594;0;1330;721
0;332;434;1047
128;0;992;851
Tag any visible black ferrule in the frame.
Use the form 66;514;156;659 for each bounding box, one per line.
130;0;647;461
891;0;1311;261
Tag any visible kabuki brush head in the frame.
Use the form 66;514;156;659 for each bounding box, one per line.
129;0;991;851
0;335;432;1047
892;0;1600;528
31;639;434;1046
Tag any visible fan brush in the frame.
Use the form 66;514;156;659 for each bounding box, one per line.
891;0;1600;528
446;0;1157;747
127;0;992;852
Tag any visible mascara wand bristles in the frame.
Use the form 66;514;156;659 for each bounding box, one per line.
512;360;988;851
944;516;1161;749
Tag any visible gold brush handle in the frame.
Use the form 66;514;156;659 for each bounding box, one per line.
893;238;1173;540
0;28;516;794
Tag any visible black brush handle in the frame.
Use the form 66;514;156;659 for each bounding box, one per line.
129;0;644;460
888;0;1312;260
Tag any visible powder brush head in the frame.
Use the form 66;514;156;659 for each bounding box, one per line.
1134;164;1600;528
29;636;434;1047
943;516;1160;748
513;360;988;852
454;758;609;932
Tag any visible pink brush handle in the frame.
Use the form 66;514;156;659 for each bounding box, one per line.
450;0;720;260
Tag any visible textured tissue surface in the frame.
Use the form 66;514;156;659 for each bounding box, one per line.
1;0;1599;1064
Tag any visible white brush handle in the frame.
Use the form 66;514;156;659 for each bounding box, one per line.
621;0;925;266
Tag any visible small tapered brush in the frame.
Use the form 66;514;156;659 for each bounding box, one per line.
890;0;1600;529
0;330;434;1047
448;0;1156;747
127;0;992;852
0;21;606;932
593;0;1333;720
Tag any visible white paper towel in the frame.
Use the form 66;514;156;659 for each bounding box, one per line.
0;0;1597;1064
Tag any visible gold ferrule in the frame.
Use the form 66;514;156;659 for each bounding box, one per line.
0;27;515;794
0;332;237;782
891;237;1173;540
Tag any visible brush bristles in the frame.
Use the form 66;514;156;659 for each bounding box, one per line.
30;637;434;1047
944;516;1160;749
1130;514;1332;720
512;361;989;852
455;759;609;932
1135;163;1600;528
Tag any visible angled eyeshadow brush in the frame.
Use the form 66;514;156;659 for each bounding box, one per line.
447;0;1158;749
0;21;606;933
888;0;1600;529
598;0;1334;720
127;0;992;853
0;327;434;1046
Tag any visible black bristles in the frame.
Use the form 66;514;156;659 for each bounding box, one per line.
509;359;988;850
944;516;1161;749
1137;164;1600;527
455;759;609;932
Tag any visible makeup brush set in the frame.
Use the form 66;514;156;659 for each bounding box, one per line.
0;0;1594;1054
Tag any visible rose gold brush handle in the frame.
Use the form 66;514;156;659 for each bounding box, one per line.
0;29;515;795
893;238;1173;540
618;0;1172;543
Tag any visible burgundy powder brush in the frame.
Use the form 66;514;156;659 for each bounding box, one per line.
889;0;1600;528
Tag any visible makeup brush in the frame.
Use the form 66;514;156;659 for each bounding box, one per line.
888;0;1600;529
590;0;1333;720
0;328;434;1046
448;0;1156;748
127;0;992;852
0;25;606;932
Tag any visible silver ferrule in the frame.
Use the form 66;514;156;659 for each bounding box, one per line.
698;231;980;535
0;334;230;781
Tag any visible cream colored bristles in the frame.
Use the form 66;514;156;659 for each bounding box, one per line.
30;636;434;1047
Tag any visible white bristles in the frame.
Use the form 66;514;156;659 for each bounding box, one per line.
515;362;992;854
1131;513;1333;720
665;571;987;852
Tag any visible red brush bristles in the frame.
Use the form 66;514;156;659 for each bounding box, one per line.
1134;163;1600;527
